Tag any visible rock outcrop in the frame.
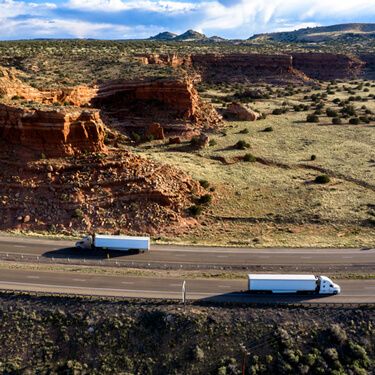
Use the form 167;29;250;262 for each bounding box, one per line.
0;151;203;235
191;53;310;84
291;53;365;80
135;53;191;68
90;78;222;136
223;103;259;121
0;104;106;157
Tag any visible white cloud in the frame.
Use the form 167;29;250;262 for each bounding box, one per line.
0;0;374;39
66;0;199;13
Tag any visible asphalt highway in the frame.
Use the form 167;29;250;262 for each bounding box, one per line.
0;236;374;268
0;268;374;303
0;235;373;303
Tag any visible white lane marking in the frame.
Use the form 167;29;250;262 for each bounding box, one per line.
174;254;186;257
217;255;228;258
364;286;375;289
72;278;86;282
121;281;135;285
257;256;270;259
169;283;182;287
343;256;354;259
219;285;232;289
14;245;26;248
301;256;312;259
26;276;40;279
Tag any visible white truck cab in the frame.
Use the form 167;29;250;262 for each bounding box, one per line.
75;235;93;249
319;276;341;294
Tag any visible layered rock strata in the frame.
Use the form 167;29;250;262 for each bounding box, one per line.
291;53;365;80
0;104;106;157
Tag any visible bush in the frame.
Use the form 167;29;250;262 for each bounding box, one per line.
307;114;320;123
326;108;338;117
188;205;202;217
315;175;330;184
234;140;250;150
310;154;317;161
198;194;212;205
199;179;210;189
131;132;141;142
349;117;360;125
263;126;273;132
243;153;256;162
209;139;217;147
72;208;84;219
239;128;249;134
332;117;342;125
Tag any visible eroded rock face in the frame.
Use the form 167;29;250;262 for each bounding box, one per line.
0;151;203;235
90;78;222;136
291;53;365;80
191;53;310;84
135;53;191;68
0;104;107;157
223;103;259;121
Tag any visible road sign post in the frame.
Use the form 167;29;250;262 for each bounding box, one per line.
182;280;187;305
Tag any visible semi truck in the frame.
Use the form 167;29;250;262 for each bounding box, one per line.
75;234;150;253
248;274;341;295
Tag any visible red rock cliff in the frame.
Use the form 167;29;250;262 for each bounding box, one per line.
0;104;107;157
291;53;365;80
191;53;310;84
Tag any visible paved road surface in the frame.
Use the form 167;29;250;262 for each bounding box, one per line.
0;268;374;304
0;236;374;268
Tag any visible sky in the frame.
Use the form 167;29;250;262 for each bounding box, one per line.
0;0;375;40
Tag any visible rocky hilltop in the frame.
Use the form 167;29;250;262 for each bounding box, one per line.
250;23;375;43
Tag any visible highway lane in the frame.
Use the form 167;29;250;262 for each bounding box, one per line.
0;268;374;303
0;236;374;268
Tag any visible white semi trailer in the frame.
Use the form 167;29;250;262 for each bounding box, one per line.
248;274;341;295
75;234;150;253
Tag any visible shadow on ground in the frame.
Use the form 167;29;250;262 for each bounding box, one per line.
42;247;140;260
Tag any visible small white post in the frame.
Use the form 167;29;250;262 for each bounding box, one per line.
182;280;187;305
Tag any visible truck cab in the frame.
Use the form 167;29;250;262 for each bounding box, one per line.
75;235;93;249
319;276;341;294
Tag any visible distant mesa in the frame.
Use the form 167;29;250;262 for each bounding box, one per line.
250;23;375;43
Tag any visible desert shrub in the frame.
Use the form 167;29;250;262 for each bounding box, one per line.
239;128;249;134
188;205;202;217
199;180;210;189
326;108;338;117
197;194;212;205
272;108;284;115
72;208;84;219
332;98;341;104
131;132;141;142
243;153;256;162
341;105;356;116
315;175;330;184
234;140;250;150
263;126;273;132
349;117;360;125
209;139;217;147
310;154;317;161
307;114;320;123
359;116;370;124
332;117;342;125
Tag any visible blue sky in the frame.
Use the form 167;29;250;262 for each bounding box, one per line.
1;0;375;40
